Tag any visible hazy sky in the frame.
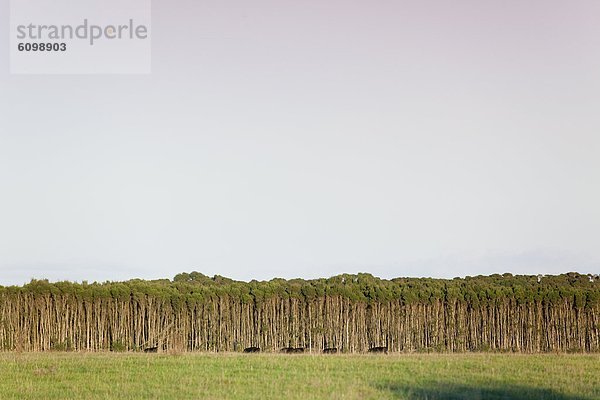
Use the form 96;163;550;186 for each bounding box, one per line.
1;0;599;285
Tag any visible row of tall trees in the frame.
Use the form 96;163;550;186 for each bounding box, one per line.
0;272;598;352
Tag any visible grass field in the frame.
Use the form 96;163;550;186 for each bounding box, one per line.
0;353;598;400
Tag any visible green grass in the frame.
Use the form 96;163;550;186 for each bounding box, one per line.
0;353;598;399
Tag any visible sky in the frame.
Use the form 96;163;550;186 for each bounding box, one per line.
0;0;599;285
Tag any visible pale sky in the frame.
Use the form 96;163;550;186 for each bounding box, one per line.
1;0;599;285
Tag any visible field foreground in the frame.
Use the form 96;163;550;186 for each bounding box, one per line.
0;353;598;400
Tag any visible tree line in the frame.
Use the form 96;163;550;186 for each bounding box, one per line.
0;272;598;353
